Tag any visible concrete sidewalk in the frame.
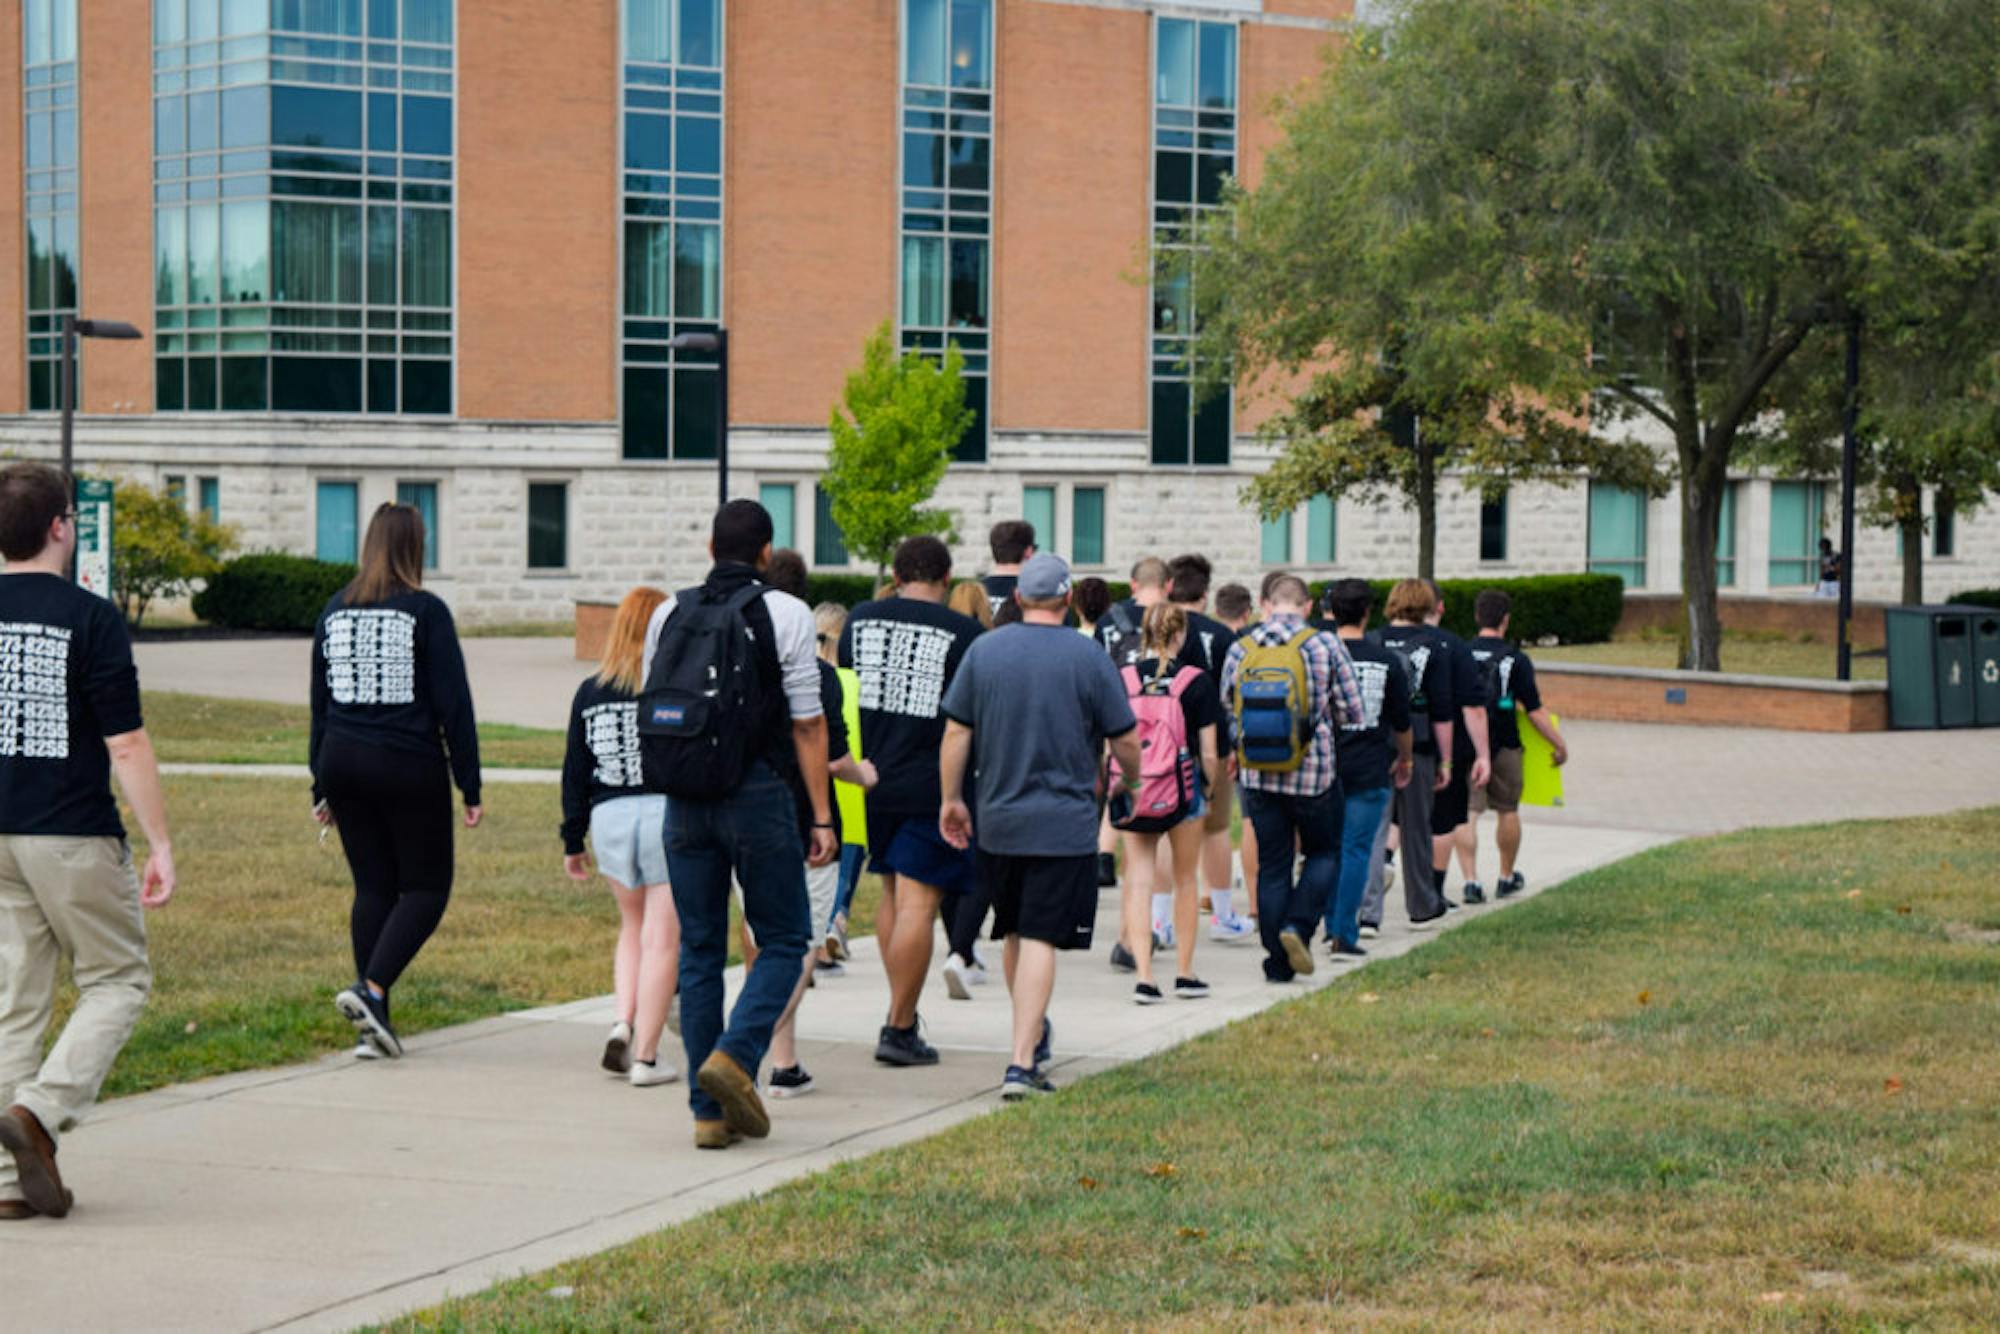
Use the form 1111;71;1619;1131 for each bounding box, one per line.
2;821;1665;1332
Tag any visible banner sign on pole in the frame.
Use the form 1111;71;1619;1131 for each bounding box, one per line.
75;477;114;601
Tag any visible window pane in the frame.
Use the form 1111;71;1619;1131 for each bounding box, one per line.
947;133;988;192
157;208;188;306
624;220;669;316
316;480;359;562
903;131;944;189
402;0;449;44
188;202;222;304
157;97;187;157
1196;153;1228;206
272;200;359;303
188;355;220;409
901;236;943;327
1714;482;1736;586
760;483;797;550
273;356;362;410
679;0;719;68
1261;513;1291;565
622;366;669;460
271;86;360;149
1307;495;1336;563
1198;22;1236;110
190;0;219;41
1154;150;1193;206
814;485;849;567
367;0;394;39
672;367;719;459
1768;481;1817;585
401;359;449;413
954;374;987;463
26;219;52;311
52;216;77;309
401;207;449;307
1588;482;1647;588
1022;486;1055;555
626;113;670;172
27;0;51;64
625;0;668;62
527;483;568;569
222;0;267;36
675;115;719;175
1157;19;1194;106
1934;495;1955;557
274;0;360;35
220;355;268;409
1192;388;1231;465
1480;491;1508;562
159;0;189;46
1151;379;1190;465
52;0;76;60
402;96;450;155
1073;487;1105;566
368;92;396;152
397;481;439;567
189;90;220;153
367;204;396;302
221;199;269;302
199;476;222;520
906;0;945;85
220;84;270;149
948;239;987;327
949;0;990;89
673;222;719;319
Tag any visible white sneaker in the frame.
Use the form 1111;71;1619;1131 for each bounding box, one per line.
963;957;990;986
602;1021;633;1075
352;1041;380;1060
629;1059;681;1087
1208;913;1256;944
1358;925;1380;941
1153;921;1177;948
942;955;973;1001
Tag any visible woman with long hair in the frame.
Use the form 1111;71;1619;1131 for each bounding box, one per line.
947;579;995;630
561;586;682;1086
311;503;482;1059
1111;603;1220;1004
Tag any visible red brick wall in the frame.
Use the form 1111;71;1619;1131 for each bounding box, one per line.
1538;667;1888;733
458;0;619;422
993;2;1150;433
77;0;153;414
1618;595;1890;648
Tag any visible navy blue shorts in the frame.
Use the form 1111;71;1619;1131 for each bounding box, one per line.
867;812;977;896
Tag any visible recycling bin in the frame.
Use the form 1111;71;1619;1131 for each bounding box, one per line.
1972;609;2000;727
1883;605;1978;730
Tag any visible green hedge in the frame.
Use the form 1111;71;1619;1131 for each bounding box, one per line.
1951;587;2000;610
192;552;355;632
800;575;1135;609
1310;573;1625;644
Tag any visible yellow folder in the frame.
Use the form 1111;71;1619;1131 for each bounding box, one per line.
1517;710;1566;808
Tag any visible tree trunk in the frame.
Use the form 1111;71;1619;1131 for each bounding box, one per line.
1675;426;1727;672
1896;479;1925;605
1415;420;1437;581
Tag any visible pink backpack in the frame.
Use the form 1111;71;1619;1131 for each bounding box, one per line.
1115;665;1200;826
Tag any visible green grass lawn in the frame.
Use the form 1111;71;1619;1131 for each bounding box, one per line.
1540;630;1887;681
144;691;567;769
395;808;2000;1329
70;776;878;1098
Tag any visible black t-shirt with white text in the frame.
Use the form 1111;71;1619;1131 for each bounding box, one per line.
1469;635;1541;751
838;595;980;816
981;573;1017;620
1335;634;1414;791
559;675;645;855
1373;623;1455;758
0;573;144;837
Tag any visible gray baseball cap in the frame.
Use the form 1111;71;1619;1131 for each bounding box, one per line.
1016;552;1073;600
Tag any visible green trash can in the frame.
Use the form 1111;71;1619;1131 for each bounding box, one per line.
1971;610;2000;727
1884;605;1979;729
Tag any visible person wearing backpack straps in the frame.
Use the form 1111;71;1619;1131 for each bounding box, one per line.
1108;603;1221;1004
1218;574;1366;984
1455;589;1566;903
1371;579;1458;932
637;501;837;1151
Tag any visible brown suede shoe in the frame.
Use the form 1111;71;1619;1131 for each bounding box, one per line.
0;1199;37;1221
0;1106;69;1219
696;1050;770;1139
693;1119;741;1150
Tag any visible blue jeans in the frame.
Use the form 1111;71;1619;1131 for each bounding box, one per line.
1241;781;1343;980
1326;784;1393;947
833;842;866;921
664;763;812;1121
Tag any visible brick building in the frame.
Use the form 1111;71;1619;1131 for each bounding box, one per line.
4;0;1995;619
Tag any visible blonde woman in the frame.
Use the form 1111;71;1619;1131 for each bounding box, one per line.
561;586;682;1086
1109;603;1220;1004
947;580;996;630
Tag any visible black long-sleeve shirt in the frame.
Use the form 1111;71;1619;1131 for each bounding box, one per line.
310;589;480;805
559;675;646;855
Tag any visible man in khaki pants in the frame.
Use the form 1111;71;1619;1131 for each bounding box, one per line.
0;463;176;1221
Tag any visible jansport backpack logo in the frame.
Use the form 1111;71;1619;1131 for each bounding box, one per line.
1233;627;1315;773
638;583;771;800
1113;664;1200;825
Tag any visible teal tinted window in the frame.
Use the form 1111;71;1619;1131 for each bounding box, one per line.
402;0;449;45
1768;481;1823;586
1715;482;1737;587
1306;495;1336;564
1156;20;1194;106
274;0;361;35
814;486;849;567
272;86;362;149
1261;512;1291;565
1022;486;1056;554
198;476;222;520
24;0;79;410
402;96;450;156
678;0;719;67
316;480;359;562
906;0;945;84
1073;487;1105;567
397;480;439;568
527;483;568;570
1587;483;1647;587
761;483;797;549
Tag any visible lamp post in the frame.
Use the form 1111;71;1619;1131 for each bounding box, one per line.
666;328;730;503
58;315;143;580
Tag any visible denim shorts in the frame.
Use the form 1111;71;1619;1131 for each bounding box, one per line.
867;812;977;896
590;794;670;888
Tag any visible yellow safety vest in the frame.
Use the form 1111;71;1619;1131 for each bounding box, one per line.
835;667;868;847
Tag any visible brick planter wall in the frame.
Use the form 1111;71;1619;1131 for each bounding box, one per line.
1538;663;1888;733
1616;594;1889;648
575;601;614;662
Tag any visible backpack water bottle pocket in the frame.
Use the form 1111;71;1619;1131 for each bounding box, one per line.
1237;676;1299;768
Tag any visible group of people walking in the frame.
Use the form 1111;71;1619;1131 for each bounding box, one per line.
0;464;1570;1212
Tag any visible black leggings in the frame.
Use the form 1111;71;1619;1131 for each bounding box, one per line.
947;880;993;962
320;737;455;992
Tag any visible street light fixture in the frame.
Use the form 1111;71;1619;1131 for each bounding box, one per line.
665;328;730;503
59;315;143;580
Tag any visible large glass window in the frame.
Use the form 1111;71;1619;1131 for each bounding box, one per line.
621;0;725;459
1933;489;1955;558
152;0;455;413
1715;481;1738;587
1022;486;1056;555
1261;512;1292;565
898;0;991;462
23;0;80;411
198;475;221;521
527;482;569;570
1073;486;1106;567
1151;17;1236;466
1587;483;1648;588
316;480;359;562
1306;495;1337;565
397;479;438;568
813;485;849;567
1480;490;1508;562
760;482;797;549
1768;480;1824;587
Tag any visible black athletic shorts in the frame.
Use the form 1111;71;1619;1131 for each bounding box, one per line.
982;851;1098;951
1431;757;1470;835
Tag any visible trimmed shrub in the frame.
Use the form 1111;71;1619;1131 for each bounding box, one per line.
803;574;886;608
1951;587;2000;610
1309;573;1626;644
192;552;355;632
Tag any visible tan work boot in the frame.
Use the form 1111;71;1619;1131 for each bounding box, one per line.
696;1050;770;1139
693;1119;741;1150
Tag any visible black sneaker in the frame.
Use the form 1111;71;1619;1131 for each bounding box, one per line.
1133;982;1165;1006
1463;882;1487;905
874;1021;940;1067
1035;1017;1053;1068
1174;976;1211;1000
767;1065;815;1099
1109;941;1138;973
335;984;402;1059
1329;939;1368;959
1000;1064;1056;1101
1096;852;1118;888
1497;872;1526;899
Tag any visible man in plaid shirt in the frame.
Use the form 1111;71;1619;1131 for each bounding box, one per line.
1218;574;1366;982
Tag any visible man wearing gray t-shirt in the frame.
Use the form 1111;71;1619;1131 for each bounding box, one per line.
940;554;1141;1102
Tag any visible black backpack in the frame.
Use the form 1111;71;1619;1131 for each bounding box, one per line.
1101;600;1143;667
638;582;773;800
